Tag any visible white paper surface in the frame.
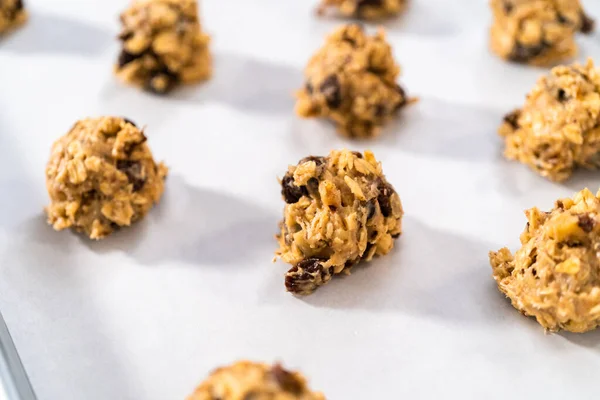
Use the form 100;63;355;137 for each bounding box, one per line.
2;0;600;399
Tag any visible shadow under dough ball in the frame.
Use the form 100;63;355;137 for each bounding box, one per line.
45;117;168;240
490;188;600;333
187;361;325;400
498;58;600;182
295;24;411;139
114;0;212;94
276;149;403;295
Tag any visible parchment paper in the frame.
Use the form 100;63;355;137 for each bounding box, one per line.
1;0;600;398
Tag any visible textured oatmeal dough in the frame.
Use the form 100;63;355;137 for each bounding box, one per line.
317;0;407;20
187;361;325;400
276;149;403;295
490;0;595;65
45;117;168;240
0;0;26;34
490;188;600;333
296;24;409;139
499;59;600;182
115;0;211;94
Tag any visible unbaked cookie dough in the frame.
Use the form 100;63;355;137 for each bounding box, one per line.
499;59;600;182
0;0;26;34
490;188;600;333
45;117;168;240
490;0;595;65
187;361;325;400
115;0;211;94
296;24;410;139
317;0;407;20
276;149;403;295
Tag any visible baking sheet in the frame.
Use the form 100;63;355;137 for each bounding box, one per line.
2;0;600;398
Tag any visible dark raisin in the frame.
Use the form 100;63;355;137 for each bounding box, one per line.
285;258;331;295
146;75;176;94
503;1;513;14
14;0;24;11
122;133;147;156
305;81;314;94
580;12;595;34
319;75;342;109
532;268;537;276
556;200;564;210
377;180;395;218
117;160;146;192
146;66;179;94
392;233;401;239
395;84;407;109
271;364;303;394
118;31;134;41
122;118;137;128
281;174;307;204
329;205;337;212
117;50;141;68
366;199;376;219
82;189;99;202
357;0;383;8
298;156;326;166
557;13;569;24
557;88;567;102
509;42;548;63
352;151;363;159
578;214;595;233
503;109;521;130
306;177;319;196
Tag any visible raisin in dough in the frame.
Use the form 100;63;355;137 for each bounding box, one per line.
296;24;409;139
45;117;168;240
115;0;211;94
317;0;407;20
276;149;403;295
0;0;26;34
499;59;600;182
490;0;594;66
490;188;600;333
187;361;325;400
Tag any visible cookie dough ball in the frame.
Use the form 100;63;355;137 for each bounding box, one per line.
490;188;600;333
317;0;407;20
187;361;325;400
115;0;211;94
490;0;594;65
45;117;168;240
296;24;409;139
0;0;27;34
276;150;403;295
499;59;600;182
